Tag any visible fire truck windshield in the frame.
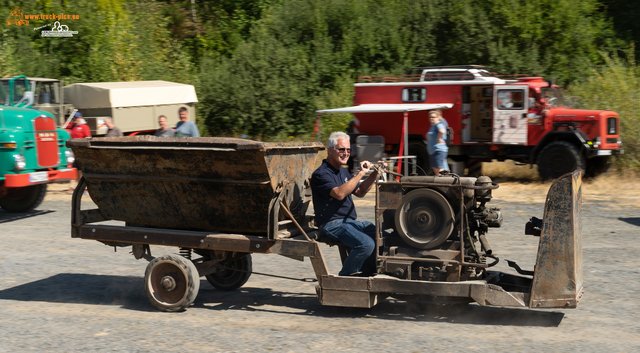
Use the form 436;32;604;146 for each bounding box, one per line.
541;87;567;108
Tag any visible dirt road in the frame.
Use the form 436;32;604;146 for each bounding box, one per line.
1;181;639;352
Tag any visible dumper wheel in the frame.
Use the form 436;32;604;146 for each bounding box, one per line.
0;184;47;213
144;254;200;312
206;255;252;291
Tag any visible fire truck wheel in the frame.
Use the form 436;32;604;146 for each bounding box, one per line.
409;141;432;175
0;184;47;213
537;141;585;180
205;254;252;291
585;157;611;178
144;254;200;312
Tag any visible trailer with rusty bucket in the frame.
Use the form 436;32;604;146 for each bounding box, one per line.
67;136;583;312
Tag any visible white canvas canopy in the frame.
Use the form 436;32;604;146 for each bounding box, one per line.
316;103;453;114
315;103;454;176
63;81;198;109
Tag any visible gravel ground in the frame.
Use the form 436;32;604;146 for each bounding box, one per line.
1;182;639;352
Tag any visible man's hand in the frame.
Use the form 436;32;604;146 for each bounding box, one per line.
359;160;372;174
353;160;380;198
329;160;380;200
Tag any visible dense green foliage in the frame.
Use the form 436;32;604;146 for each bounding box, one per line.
568;52;640;171
199;0;622;139
602;0;640;59
0;0;637;171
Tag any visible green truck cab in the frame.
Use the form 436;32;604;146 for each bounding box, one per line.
0;76;76;212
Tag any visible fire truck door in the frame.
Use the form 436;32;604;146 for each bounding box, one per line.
493;85;528;144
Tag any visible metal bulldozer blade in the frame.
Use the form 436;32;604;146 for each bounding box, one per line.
529;169;583;308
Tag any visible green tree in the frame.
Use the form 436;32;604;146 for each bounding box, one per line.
200;29;318;139
0;0;195;83
198;0;620;139
600;0;640;59
568;51;640;172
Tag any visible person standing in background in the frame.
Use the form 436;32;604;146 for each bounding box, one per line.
65;111;85;135
68;113;91;193
104;117;123;137
69;114;91;139
155;115;175;137
426;109;449;175
175;107;200;137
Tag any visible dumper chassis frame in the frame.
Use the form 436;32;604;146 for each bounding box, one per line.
70;169;583;312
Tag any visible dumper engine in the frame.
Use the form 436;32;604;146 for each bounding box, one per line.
379;174;502;282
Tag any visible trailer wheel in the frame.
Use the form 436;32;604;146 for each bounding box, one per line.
144;254;200;312
537;141;585;180
0;184;47;213
408;141;431;175
206;255;252;291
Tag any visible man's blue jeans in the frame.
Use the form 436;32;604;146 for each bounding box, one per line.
320;218;377;276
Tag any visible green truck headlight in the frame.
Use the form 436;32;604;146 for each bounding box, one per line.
14;154;26;170
65;150;75;164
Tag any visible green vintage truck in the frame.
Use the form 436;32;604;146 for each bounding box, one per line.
0;76;76;212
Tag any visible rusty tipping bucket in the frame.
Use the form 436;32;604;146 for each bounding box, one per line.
67;136;325;235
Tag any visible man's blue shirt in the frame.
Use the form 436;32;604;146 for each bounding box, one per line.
310;159;358;226
175;120;200;137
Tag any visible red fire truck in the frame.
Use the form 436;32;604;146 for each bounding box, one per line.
319;65;623;179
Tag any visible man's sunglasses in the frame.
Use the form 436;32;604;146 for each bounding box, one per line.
334;148;351;153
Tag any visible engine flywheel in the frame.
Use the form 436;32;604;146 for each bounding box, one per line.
394;188;455;249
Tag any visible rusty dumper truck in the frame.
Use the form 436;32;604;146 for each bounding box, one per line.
67;137;582;312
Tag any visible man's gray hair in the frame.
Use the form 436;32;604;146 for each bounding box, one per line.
327;131;350;148
104;117;113;124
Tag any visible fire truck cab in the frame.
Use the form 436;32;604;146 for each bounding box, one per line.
340;65;622;178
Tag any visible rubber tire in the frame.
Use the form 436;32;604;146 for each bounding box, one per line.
0;184;47;213
206;254;252;291
585;157;611;179
395;188;455;249
408;141;432;176
144;254;200;312
536;141;585;180
465;158;483;177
